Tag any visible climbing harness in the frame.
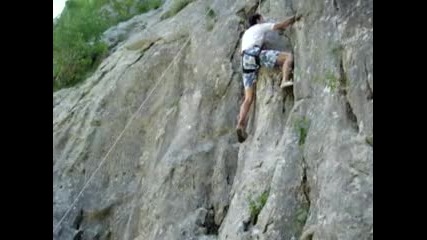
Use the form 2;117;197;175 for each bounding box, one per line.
241;45;262;73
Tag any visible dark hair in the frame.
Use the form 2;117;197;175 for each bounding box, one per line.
248;14;262;27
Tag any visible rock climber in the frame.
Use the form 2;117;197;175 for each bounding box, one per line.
236;13;301;143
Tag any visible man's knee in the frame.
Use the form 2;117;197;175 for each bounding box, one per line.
287;53;293;62
244;94;254;103
244;89;254;103
283;52;293;62
276;52;292;66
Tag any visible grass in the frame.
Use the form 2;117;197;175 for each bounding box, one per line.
205;7;217;31
312;70;339;91
137;0;162;13
295;117;310;146
53;0;163;91
206;7;216;19
248;190;269;225
295;205;309;224
325;71;339;91
161;0;194;20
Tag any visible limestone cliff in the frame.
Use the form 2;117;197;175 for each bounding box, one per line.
53;0;373;239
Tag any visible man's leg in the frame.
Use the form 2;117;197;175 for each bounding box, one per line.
237;87;254;129
276;52;294;88
236;72;256;142
260;50;294;88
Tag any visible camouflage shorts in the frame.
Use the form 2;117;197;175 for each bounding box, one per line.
242;47;280;89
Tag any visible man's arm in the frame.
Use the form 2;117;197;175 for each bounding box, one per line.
273;15;301;31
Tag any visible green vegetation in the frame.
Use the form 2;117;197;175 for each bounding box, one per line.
325;71;339;90
53;0;163;91
160;0;194;20
206;7;216;19
295;117;310;146
248;190;269;224
205;7;217;31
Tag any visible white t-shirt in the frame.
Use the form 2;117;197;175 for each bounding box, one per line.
241;23;275;52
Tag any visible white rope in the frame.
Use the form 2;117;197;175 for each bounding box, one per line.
54;23;190;236
54;1;223;234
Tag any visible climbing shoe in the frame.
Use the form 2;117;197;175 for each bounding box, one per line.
236;127;248;143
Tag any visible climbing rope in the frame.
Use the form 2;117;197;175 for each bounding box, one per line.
53;2;224;234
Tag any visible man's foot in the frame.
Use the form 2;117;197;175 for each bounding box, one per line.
236;127;248;143
280;80;293;88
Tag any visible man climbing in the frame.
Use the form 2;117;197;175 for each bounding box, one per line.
236;13;300;143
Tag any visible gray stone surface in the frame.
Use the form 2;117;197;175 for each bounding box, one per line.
53;0;372;239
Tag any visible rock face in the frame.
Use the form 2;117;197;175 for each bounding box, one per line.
53;0;373;239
